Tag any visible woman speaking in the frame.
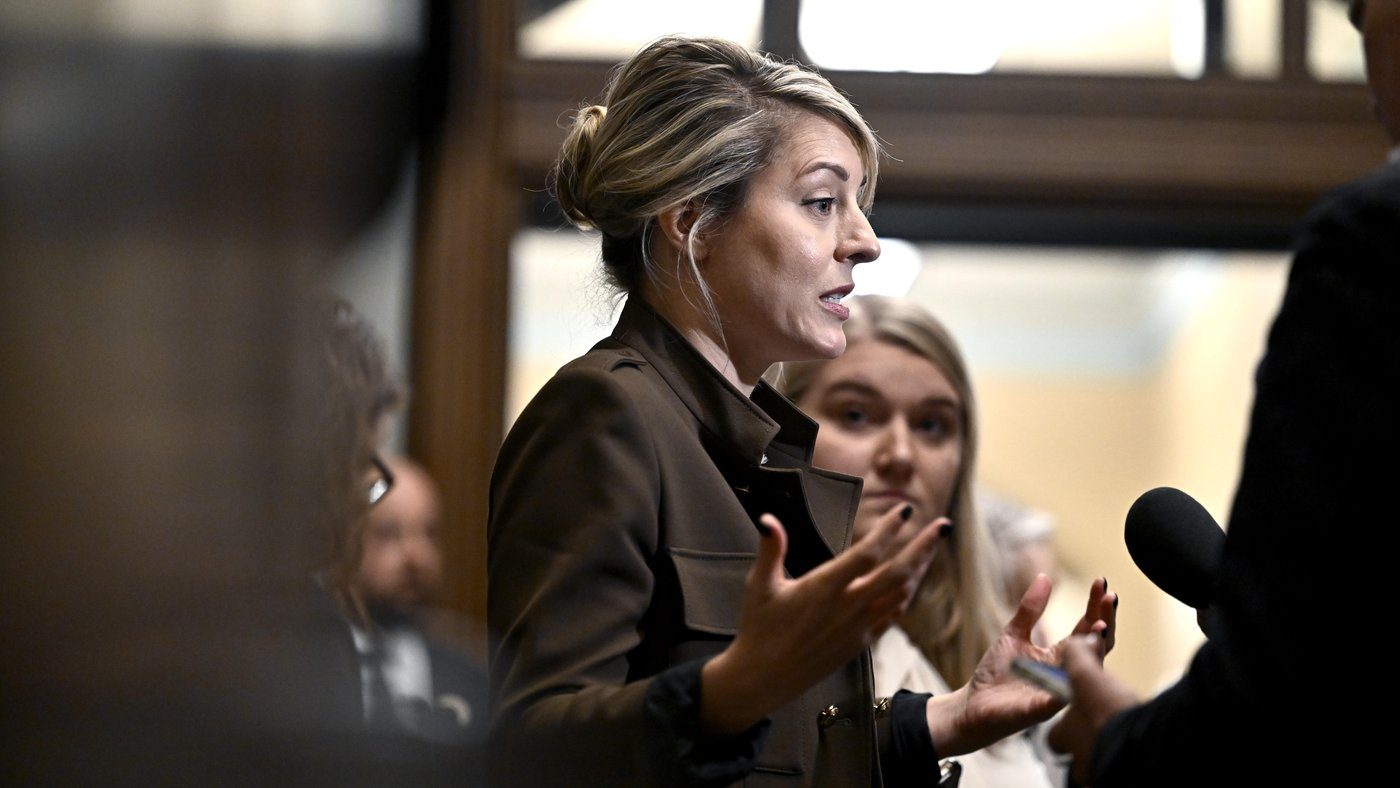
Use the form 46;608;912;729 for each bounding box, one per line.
487;36;1112;786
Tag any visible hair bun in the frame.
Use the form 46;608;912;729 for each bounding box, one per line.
551;104;609;230
579;103;607;127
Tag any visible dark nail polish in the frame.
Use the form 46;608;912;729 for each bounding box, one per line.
899;504;913;521
756;518;772;536
938;522;954;538
1100;629;1108;640
1102;576;1109;591
1113;595;1120;609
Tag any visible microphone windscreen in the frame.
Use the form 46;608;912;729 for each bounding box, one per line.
1124;487;1225;610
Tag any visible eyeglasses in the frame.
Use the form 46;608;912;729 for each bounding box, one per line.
368;454;395;506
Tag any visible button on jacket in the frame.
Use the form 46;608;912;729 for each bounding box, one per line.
488;298;927;786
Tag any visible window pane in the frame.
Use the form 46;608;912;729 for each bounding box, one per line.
507;228;620;424
801;0;1208;78
1224;0;1282;79
1308;0;1365;82
518;0;761;61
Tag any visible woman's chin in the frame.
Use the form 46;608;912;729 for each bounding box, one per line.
745;331;846;371
797;333;847;361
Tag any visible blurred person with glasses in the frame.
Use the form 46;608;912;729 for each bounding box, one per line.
368;454;395;507
309;300;485;778
355;452;487;748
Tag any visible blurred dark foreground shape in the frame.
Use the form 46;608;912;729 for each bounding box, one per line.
0;1;476;782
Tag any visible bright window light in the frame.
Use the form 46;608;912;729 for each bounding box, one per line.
853;238;923;297
520;0;761;60
803;0;1206;77
800;0;1006;74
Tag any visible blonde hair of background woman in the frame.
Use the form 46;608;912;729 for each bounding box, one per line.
549;35;882;329
774;295;1007;687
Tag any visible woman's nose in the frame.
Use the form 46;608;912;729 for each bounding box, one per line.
873;419;913;478
839;208;880;265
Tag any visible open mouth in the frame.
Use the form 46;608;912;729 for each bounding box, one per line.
820;284;854;304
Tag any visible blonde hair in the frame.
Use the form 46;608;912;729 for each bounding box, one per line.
550;36;881;318
774;295;1006;686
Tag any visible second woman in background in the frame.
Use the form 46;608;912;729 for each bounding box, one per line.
778;295;1115;787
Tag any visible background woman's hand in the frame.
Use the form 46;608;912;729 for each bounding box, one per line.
700;504;947;736
926;575;1117;757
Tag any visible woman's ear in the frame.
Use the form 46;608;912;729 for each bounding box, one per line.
656;202;708;263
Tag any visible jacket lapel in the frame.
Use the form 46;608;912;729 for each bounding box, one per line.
608;298;862;574
740;466;861;577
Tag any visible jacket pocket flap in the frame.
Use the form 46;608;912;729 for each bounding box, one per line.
666;548;752;636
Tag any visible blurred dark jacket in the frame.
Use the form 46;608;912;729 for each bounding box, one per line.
1089;163;1400;785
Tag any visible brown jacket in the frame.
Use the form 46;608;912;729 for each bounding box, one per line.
488;299;912;786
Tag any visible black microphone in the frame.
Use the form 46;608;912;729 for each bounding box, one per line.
1124;487;1225;636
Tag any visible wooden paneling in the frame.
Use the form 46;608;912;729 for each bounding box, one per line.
509;59;1385;215
411;0;516;627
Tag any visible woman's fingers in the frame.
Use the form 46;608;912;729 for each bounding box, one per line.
749;514;790;600
1081;577;1106;630
848;517;946;608
819;502;917;587
770;504;944;648
1068;577;1118;657
1098;590;1118;656
1006;573;1053;641
1070;577;1105;636
726;508;943;723
1063;577;1117;658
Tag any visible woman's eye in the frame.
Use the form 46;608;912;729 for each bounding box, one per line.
916;417;955;441
806;197;835;215
822;397;882;430
838;405;871;427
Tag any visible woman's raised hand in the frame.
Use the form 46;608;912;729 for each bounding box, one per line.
699;504;948;736
924;575;1118;757
1067;576;1117;658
